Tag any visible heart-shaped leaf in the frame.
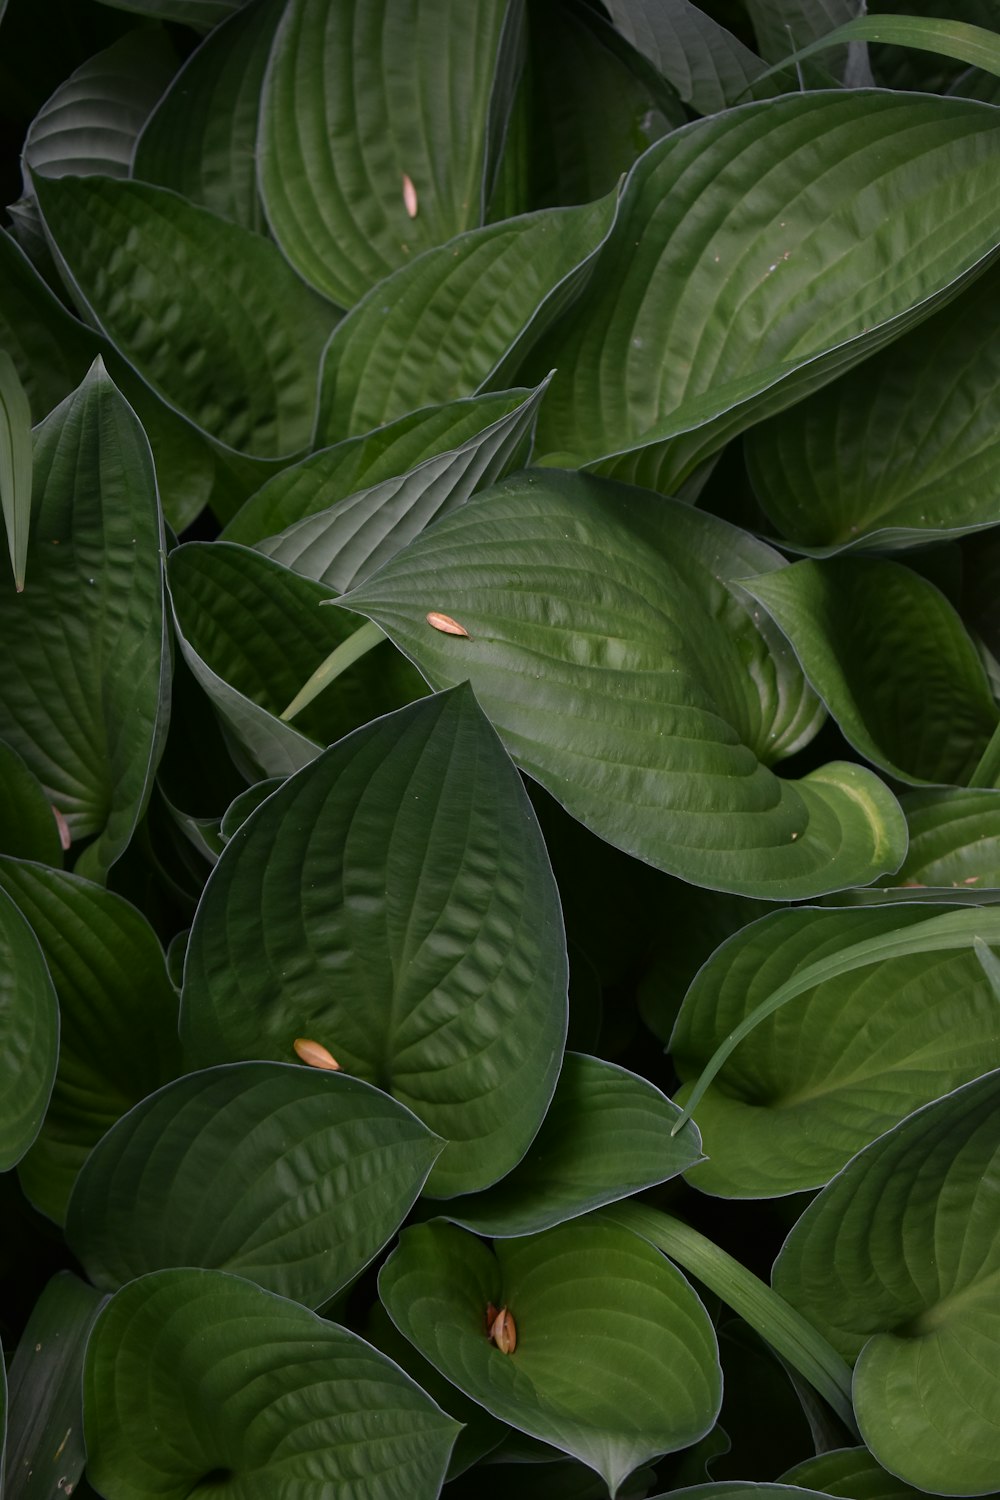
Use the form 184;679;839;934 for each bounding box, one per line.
528;91;1000;490
0;359;168;880
180;686;568;1197
774;1070;1000;1495
84;1267;459;1500
0;883;58;1171
744;557;1000;786
0;857;181;1222
443;1052;703;1236
66;1062;443;1307
780;1444;926;1498
379;1217;721;1495
339;469;907;899
672;903;1000;1196
35;175;339;458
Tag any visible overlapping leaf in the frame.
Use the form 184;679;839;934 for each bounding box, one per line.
339;469;907;899
379;1218;721;1495
528;91;1000;490
603;0;774;114
877;788;1000;891
0;348;33;590
0;884;58;1171
259;0;519;307
66;1062;443;1306
781;1445;926;1498
774;1071;1000;1495
0;361;168;879
671;903;1000;1196
0;739;64;863
84;1267;459;1500
93;0;242;25
180;687;568;1197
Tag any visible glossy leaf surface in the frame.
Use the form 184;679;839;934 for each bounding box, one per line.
877;788;1000;891
0;883;58;1171
603;0;773;113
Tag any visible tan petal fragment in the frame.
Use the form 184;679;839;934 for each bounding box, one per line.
293;1037;341;1071
426;611;469;637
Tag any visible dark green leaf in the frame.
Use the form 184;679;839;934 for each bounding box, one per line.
0;739;64;864
780;1445;927;1498
0;350;33;591
603;0;775;113
754;13;1000;90
93;0;242;25
84;1267;459;1500
0;884;58;1171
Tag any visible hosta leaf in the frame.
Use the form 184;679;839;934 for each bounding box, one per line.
3;1273;106;1500
747;0;867;81
340;469;907;900
0;360;168;879
132;0;283;231
0;739;64;863
0;859;181;1223
876;788;1000;891
648;1489;833;1500
256;380;549;591
22;27;178;183
529;92;1000;490
259;0;519;307
781;1445;927;1498
223;387;542;547
443;1053;703;1236
66;1062;443;1307
744;557;1000;786
180;686;568;1197
603;0;775;114
0;884;58;1171
0;348;33;590
168;541;426;780
34;176;339;458
755;14;1000;90
671;904;1000;1197
93;0;242;25
746;260;1000;552
84;1267;459;1500
315;192;617;441
773;1071;1000;1495
379;1218;721;1495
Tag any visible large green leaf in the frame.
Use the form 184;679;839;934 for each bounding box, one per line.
84;1267;459;1500
3;1273;106;1500
0;360;168;879
66;1062;443;1307
0;739;64;863
339;469;907;899
529;92;1000;490
876;788;1000;891
223;387;542;547
773;1070;1000;1495
34;176;339;459
256;380;549;591
132;0;283;232
168;541;426;780
744;557;1000;786
180;686;568;1197
603;0;775;114
746;260;1000;552
442;1053;703;1236
314;192;617;441
379;1218;721;1495
22;27;178;183
781;1445;926;1498
754;14;1000;89
0;858;181;1223
671;903;1000;1197
258;0;520;307
0;883;58;1171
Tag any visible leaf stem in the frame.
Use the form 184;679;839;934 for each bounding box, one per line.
969;717;1000;789
280;619;384;721
599;1201;859;1437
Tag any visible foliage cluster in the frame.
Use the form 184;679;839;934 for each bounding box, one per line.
3;0;1000;1496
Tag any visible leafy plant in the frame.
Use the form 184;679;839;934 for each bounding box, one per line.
2;1;1000;1496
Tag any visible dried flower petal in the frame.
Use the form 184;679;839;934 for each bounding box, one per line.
426;611;469;637
490;1306;517;1354
293;1037;341;1071
51;804;71;851
402;173;418;219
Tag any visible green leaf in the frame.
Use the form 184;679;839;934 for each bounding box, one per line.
0;738;64;863
754;14;1000;92
66;1061;443;1307
773;1070;1000;1495
379;1218;721;1495
340;469;907;900
746;0;869;80
180;686;568;1197
442;1052;703;1236
84;1267;459;1500
22;27;178;183
744;557;1000;786
258;0;520;307
168;541;426;780
223;387;542;547
3;1272;106;1500
315;191;617;441
0;883;58;1171
529;91;1000;490
132;0;283;232
603;0;776;114
0;858;181;1223
92;0;242;26
0;360;168;879
746;260;1000;552
34;176;339;459
780;1445;928;1498
0;349;33;591
256;380;550;592
671;903;1000;1197
648;1488;835;1500
876;787;1000;891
